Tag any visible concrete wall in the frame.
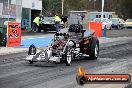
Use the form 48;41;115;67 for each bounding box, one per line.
21;0;42;29
32;0;42;10
22;0;42;10
22;0;32;8
0;0;42;30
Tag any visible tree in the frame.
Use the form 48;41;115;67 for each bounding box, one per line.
42;0;62;16
42;0;132;19
120;0;132;19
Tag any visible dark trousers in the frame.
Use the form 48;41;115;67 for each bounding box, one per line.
55;21;60;32
32;22;39;32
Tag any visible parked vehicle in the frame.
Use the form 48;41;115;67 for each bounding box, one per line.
26;24;99;66
110;18;124;29
124;19;132;28
39;17;64;32
93;18;112;30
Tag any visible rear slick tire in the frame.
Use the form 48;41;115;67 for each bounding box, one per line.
89;37;99;60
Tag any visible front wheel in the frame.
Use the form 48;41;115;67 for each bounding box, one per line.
64;46;73;66
118;25;124;30
29;60;33;64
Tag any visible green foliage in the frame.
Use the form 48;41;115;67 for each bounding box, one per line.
42;0;132;19
120;0;132;19
42;0;62;16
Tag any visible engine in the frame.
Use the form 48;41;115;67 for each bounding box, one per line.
52;39;64;49
79;38;90;54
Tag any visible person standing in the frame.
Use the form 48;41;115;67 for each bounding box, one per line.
32;15;42;32
61;16;68;28
54;14;61;32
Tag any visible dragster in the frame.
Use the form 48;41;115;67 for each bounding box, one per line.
26;24;99;66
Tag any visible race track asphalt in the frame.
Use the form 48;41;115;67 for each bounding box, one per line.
0;28;132;88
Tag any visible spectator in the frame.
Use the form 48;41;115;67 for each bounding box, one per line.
54;14;61;32
61;16;68;28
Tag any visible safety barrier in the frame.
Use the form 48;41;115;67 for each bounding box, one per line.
87;22;102;37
